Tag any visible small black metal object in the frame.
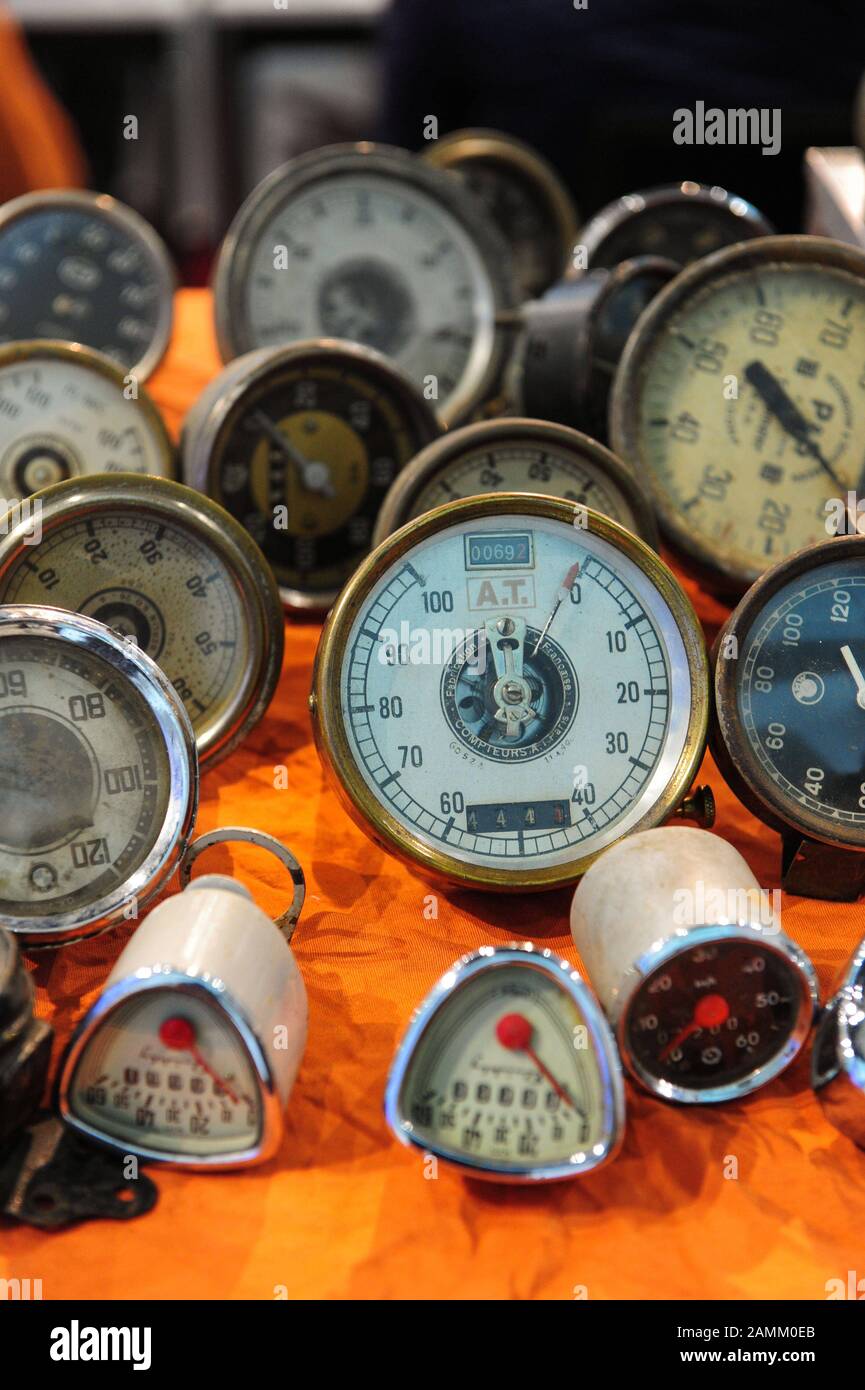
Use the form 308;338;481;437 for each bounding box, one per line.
0;926;54;1146
0;1113;158;1229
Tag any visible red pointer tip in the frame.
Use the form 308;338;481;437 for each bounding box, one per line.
693;993;730;1029
159;1016;196;1050
496;1012;533;1051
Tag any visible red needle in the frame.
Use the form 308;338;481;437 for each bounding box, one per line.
495;1012;576;1109
158;1015;242;1106
658;993;730;1062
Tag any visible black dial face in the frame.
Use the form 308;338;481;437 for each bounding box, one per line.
737;560;865;834
626;939;801;1092
210;358;435;597
458;161;561;297
0;206;167;371
589;199;766;270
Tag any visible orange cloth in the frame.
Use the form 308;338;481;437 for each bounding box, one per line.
3;290;865;1301
0;12;86;201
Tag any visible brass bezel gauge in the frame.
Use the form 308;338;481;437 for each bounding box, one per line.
182;338;441;611
0;340;175;505
384;943;625;1183
212;142;519;425
0;474;283;769
577;181;774;271
610;235;865;594
0;189;175;379
422;128;579;298
0;605;198;948
311;493;709;892
372;417;660;549
711;534;865;900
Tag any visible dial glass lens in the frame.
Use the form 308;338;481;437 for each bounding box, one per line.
0;209;165;369
626;940;800;1091
0;633;170;917
635;263;865;576
399;963;609;1169
337;511;692;870
0;508;251;741
241;173;496;419
590;199;764;268
69;990;262;1156
0;356;168;501
210;357;434;598
736;558;865;829
408;442;640;533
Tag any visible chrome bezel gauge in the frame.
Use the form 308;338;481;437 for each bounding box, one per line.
577;181;773;271
384;943;625;1183
0;605;198;947
813;935;865;1148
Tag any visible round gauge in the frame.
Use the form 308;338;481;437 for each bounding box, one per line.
0;190;174;378
611;236;865;592
577;182;773;271
372;417;659;548
0;474;283;768
813;934;865;1148
712;535;865;893
422;128;578;299
385;944;624;1181
182;339;440;609
0;605;197;947
212;142;518;425
0;341;174;507
311;494;709;891
621;929;815;1102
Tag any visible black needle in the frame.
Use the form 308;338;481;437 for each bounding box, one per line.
743;359;845;490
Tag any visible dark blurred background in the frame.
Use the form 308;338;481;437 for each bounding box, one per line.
4;0;864;282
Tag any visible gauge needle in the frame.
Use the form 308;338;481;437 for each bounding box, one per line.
495;1012;578;1110
485;616;537;739
158;1016;242;1106
658;992;729;1062
532;561;581;656
743;360;846;491
840;644;865;709
250;410;335;497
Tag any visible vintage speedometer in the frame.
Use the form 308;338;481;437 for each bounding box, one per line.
311;495;709;890
212;143;517;424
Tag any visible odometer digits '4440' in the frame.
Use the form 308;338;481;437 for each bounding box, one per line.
312;496;709;890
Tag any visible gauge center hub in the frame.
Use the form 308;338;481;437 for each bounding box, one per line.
5;434;80;495
78;587;167;659
317;257;416;357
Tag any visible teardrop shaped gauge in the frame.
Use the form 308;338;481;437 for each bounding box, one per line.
384;943;625;1181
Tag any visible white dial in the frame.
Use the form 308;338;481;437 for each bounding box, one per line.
316;500;704;886
0;351;171;503
67;989;262;1157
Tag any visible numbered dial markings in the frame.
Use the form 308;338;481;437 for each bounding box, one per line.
0;635;171;918
67;991;262;1157
626;940;801;1092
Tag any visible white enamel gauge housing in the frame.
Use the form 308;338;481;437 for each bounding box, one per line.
0;474;284;769
0;190;175;378
58;845;308;1169
312;494;709;891
372;418;660;549
0;605;197;947
385;943;625;1182
0;340;174;509
611;235;865;593
212;143;518;425
571;828;818;1104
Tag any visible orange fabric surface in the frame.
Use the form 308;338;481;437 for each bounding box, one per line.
3;290;865;1302
0;11;87;201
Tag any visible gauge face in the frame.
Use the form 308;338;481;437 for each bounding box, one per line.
582;187;772;270
731;556;865;839
0;477;282;765
0;632;171;919
0;194;173;377
314;497;706;888
0;346;172;504
184;343;439;606
612;238;865;588
214;146;515;423
625;937;804;1096
386;948;623;1179
374;420;656;546
67;989;263;1157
